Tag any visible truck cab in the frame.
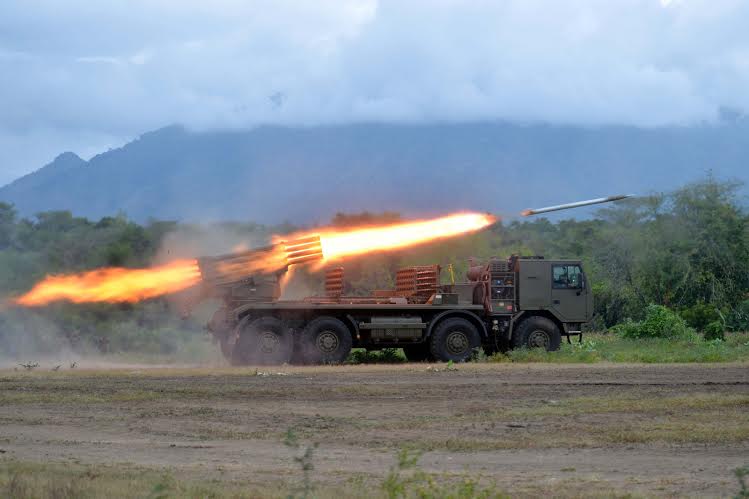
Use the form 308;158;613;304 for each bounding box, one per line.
517;258;592;325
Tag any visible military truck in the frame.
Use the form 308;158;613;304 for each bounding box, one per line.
200;249;593;365
195;195;632;365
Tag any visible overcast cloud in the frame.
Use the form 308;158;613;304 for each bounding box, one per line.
1;0;749;184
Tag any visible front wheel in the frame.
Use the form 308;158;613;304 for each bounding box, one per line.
429;317;481;362
511;316;562;352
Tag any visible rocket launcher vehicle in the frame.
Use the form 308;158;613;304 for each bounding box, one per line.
197;235;323;303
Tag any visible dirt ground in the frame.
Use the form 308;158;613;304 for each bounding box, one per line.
1;362;748;497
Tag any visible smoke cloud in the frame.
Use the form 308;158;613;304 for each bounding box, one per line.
0;224;272;366
2;0;749;184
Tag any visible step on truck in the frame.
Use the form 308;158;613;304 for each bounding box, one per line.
199;245;593;365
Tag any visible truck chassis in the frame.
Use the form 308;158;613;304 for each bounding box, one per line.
203;256;592;365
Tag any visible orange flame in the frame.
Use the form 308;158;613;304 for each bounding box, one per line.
312;212;496;262
14;259;201;307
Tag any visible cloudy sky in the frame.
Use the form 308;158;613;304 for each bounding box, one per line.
1;0;749;185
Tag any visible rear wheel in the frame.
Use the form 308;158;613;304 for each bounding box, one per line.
231;316;293;365
511;316;562;352
429;317;481;362
402;344;432;362
300;317;353;364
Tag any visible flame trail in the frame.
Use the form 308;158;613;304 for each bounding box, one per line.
12;212;495;307
14;259;201;306
316;212;495;261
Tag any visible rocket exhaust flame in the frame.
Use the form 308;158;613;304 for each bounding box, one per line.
13;259;202;307
315;212;496;261
12;212;495;307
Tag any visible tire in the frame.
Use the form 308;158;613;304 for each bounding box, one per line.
231;316;293;365
511;316;562;352
300;317;353;364
429;317;481;362
402;344;432;362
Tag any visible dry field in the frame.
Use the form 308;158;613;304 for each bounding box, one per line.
1;362;748;497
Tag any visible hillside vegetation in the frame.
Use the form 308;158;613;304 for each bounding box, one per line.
0;175;747;359
1;122;748;223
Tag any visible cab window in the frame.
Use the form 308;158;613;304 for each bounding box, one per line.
552;265;582;289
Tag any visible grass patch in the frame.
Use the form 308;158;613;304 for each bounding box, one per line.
600;420;749;445
489;332;749;363
0;461;259;499
503;393;749;418
373;392;749;451
0;457;513;499
380;449;506;499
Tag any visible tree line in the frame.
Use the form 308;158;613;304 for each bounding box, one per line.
0;175;747;356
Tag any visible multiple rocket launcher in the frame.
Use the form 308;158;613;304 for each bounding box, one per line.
198;235;324;288
198;194;632;288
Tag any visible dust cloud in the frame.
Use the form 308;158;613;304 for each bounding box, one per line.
0;224;275;368
279;265;322;301
0;222;323;368
153;224;273;264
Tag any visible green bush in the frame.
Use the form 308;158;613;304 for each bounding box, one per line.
612;304;695;340
609;319;639;338
680;303;720;331
703;320;725;341
347;348;405;364
728;300;749;332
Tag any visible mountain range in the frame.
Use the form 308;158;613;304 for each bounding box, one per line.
1;121;747;224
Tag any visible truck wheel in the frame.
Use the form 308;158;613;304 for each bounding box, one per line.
402;344;432;362
512;316;562;352
300;317;353;364
232;316;293;365
429;317;481;362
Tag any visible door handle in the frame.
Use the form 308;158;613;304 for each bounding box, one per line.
553;299;560;305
